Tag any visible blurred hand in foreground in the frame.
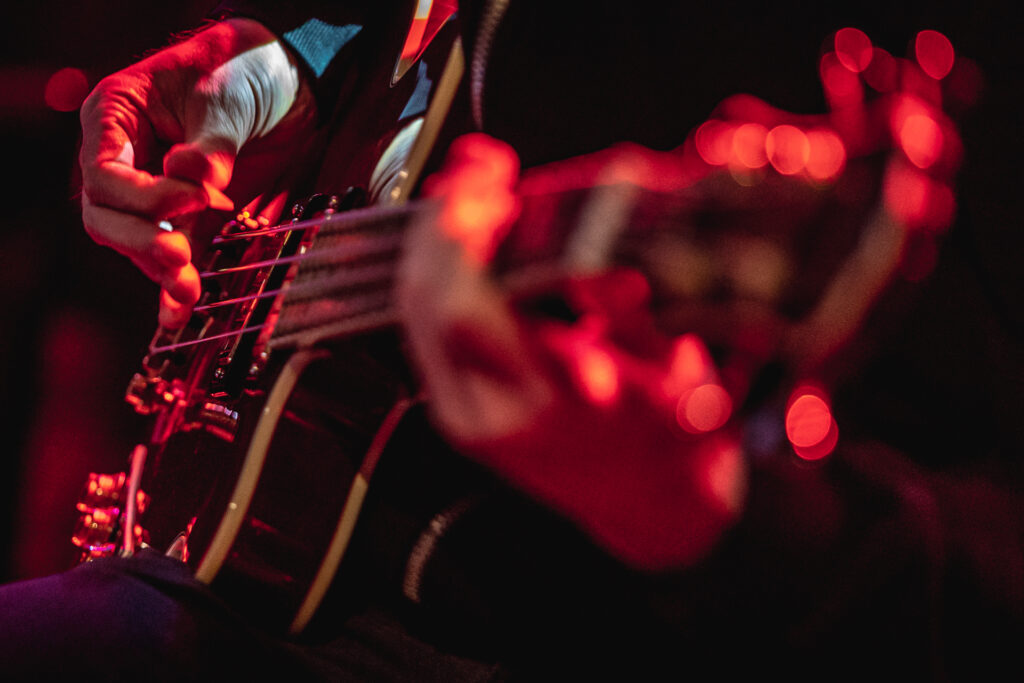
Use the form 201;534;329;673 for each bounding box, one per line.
398;135;748;571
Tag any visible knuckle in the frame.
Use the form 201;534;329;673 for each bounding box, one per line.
153;184;202;219
79;74;121;123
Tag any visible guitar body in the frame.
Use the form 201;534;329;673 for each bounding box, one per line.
70;20;467;631
136;331;411;633
70;182;423;632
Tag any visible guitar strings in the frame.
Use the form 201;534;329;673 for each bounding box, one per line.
210;200;423;245
194;262;395;312
149;285;396;355
198;232;404;279
153;253;399;354
150;183;599;356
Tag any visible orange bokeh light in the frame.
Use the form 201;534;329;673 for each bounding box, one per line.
91;509;112;525
765;125;810;175
576;345;620;405
834;27;873;73
915;30;955;80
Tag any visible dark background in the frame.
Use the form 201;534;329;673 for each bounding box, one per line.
0;3;1021;582
0;2;214;579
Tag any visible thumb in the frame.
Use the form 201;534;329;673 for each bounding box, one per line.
167;34;303;194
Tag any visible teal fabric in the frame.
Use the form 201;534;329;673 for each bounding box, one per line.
283;18;363;77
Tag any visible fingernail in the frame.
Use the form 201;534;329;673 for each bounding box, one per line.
203;182;235;211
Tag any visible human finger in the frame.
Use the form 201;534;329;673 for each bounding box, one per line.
81;161;211;219
158;261;201;329
81;199;192;281
163;140;237;208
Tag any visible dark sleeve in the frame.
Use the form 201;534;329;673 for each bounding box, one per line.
212;1;414;116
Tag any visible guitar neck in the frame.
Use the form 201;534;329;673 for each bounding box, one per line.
261;180;653;350
265;201;424;350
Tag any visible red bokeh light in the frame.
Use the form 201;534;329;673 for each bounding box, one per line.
438;134;520;264
765;125;810;175
805;128;847;181
834;27;873;73
792;420;839;461
915;30;955;80
899;113;944;169
884;163;955;231
702;435;745;515
820;52;863;107
884;163;929;226
44;67;89;112
666;333;715;393
786;387;839;460
786;393;832;448
677;383;733;434
695;120;734;166
576;345;620;405
732;122;769;169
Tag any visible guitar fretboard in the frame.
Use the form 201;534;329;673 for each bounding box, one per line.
263;182;658;350
269;205;413;349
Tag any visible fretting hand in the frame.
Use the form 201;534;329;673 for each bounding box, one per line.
398;135;748;571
